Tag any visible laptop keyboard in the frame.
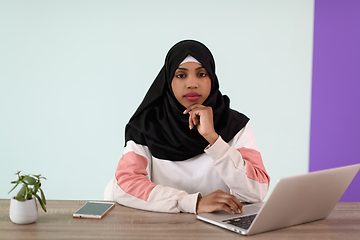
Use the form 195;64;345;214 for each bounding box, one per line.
222;214;257;230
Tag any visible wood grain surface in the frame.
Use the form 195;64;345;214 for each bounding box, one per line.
1;200;359;240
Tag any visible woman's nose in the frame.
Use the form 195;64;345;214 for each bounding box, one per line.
186;76;198;88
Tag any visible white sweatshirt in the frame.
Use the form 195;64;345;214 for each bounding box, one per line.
104;123;270;214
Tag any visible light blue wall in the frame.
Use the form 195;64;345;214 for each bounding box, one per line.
0;0;314;200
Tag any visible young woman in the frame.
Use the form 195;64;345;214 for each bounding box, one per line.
104;40;270;214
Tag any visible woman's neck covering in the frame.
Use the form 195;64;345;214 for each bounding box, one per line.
125;40;249;161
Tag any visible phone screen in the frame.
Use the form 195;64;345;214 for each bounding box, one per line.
73;202;115;219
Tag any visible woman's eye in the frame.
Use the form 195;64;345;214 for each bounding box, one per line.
198;72;207;77
176;73;186;78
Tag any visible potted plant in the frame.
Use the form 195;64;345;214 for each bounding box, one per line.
8;171;47;224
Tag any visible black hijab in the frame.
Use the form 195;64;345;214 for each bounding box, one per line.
125;40;249;161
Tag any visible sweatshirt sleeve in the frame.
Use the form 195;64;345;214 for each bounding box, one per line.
204;123;270;203
112;140;201;213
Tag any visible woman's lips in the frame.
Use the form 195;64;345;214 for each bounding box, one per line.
184;93;200;101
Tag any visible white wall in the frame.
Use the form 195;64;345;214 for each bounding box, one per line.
0;0;314;200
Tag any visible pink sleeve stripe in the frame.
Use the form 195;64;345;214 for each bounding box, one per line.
115;151;156;201
237;148;270;184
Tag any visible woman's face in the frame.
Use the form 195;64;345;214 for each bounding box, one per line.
171;62;211;109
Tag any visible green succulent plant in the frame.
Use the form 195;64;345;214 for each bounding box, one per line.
8;171;47;212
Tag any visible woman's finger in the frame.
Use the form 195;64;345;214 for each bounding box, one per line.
213;191;243;213
196;190;244;214
188;111;194;129
183;104;204;114
219;196;243;214
231;195;244;212
183;105;197;115
216;203;235;215
188;110;200;129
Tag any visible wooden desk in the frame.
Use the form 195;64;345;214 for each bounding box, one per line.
0;200;359;240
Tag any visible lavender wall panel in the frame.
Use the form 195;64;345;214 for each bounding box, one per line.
310;0;360;201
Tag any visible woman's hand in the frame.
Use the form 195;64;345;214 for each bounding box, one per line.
196;190;244;214
183;104;219;145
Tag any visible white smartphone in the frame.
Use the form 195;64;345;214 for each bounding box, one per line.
73;201;115;219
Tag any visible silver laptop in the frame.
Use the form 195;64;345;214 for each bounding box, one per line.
197;163;360;236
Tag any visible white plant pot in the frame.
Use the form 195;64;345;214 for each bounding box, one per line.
9;198;38;224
